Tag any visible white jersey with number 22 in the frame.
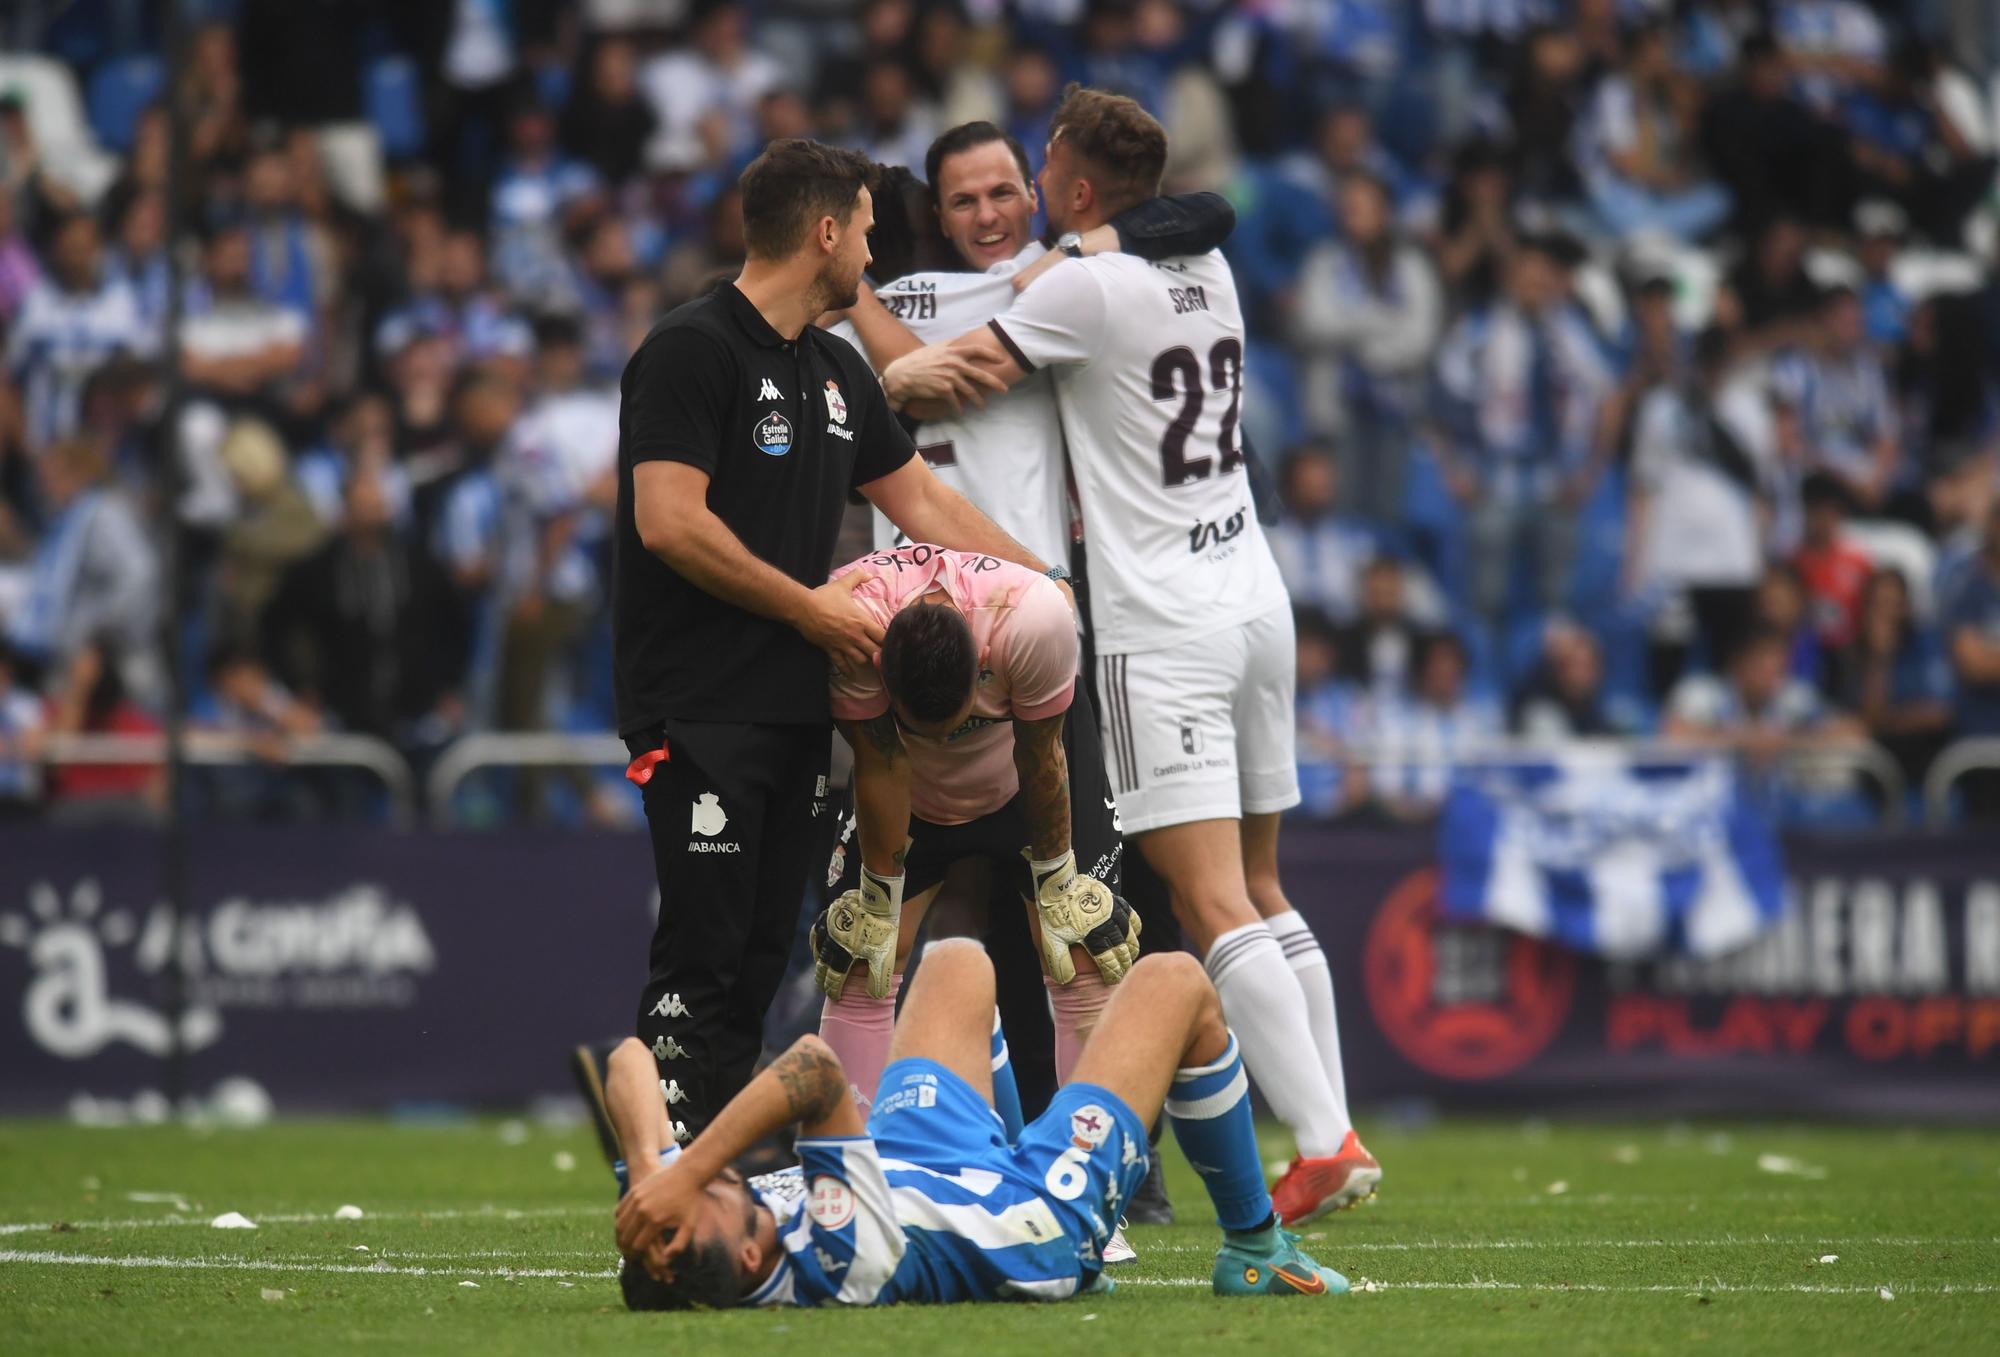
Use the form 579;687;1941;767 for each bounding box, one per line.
988;251;1287;655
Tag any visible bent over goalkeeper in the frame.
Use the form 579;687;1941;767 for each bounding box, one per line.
808;544;1139;1105
610;939;1347;1305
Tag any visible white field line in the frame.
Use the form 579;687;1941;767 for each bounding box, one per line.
1119;1277;2000;1296
1143;1236;2000;1255
4;1251;1996;1300
0;1249;614;1281
0;1204;604;1236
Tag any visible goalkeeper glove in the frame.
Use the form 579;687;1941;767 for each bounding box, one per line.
810;858;905;1000
1025;848;1141;985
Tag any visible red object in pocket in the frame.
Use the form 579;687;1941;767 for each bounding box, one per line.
625;741;671;786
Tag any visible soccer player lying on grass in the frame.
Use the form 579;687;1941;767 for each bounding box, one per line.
609;939;1347;1306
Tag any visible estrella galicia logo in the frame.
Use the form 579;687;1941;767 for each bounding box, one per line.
754;411;794;457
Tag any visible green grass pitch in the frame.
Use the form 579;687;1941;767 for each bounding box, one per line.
2;1116;1996;1355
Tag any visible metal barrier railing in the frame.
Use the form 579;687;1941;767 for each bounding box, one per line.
1923;737;2000;828
22;730;1919;831
425;731;632;822
38;731;418;827
1332;736;1908;829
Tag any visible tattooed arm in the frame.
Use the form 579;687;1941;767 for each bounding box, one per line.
1011;714;1071;862
614;1034;861;1260
838;715;913;876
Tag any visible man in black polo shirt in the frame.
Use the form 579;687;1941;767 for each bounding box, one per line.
614;139;1051;1143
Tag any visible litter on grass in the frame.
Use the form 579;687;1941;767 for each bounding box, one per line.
334;1204;365;1221
1879;1287;1895;1300
552;1152;576;1173
1545;1181;1570;1195
460;1281;479;1288
1756;1154;1829;1180
210;1212;256;1230
1819;1254;1839;1264
260;1288;285;1302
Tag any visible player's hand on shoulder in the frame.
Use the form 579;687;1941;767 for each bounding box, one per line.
795;572;883;678
1025;849;1142;984
882;344;1005;414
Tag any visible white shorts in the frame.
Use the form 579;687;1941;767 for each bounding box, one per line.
1094;604;1301;835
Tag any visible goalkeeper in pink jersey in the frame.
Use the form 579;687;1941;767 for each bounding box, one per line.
808;543;1139;1121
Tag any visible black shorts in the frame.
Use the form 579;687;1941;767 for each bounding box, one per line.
823;687;1123;905
627;718;830;1139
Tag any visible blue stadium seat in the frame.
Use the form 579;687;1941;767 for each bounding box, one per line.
366;55;426;161
86;54;164;154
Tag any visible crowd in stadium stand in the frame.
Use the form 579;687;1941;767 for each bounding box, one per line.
0;0;1998;828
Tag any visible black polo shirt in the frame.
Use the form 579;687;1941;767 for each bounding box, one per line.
614;280;916;732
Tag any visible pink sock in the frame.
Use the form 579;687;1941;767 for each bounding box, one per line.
819;976;901;1109
1045;972;1112;1085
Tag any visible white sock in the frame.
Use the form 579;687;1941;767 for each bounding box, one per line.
1265;910;1353;1140
1203;921;1345;1158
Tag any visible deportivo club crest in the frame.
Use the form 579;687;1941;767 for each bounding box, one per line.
755;411;793;456
823;380;847;425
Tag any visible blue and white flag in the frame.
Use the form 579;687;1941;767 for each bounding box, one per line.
1439;749;1785;959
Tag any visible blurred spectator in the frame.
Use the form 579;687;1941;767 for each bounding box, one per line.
296;391;412;531
1663;622;1862;767
6;212;156;449
495;316;616;734
1625;326;1770;696
1842;38;1997;246
1756;562;1827;691
1770;285;1903;516
857;60;938;170
1897;292;1999;529
0;636;44;819
1293;607;1370;821
1511;622;1621;740
1853;199;1913;344
194;640;324;823
1001;45;1062;167
1714;215;1820;353
105;190;170;334
240;140;332;323
375;229;533;376
1504;25;1590;204
1365;632;1500;822
490;98;602;309
1793;471;1875;652
560;36;659;187
1575;20;1731;241
261;468;469;745
42;638;164;826
2;439;157;696
640;1;783;174
1337;556;1435;697
1833;566;1953;783
1290;171;1443;524
181;221;309;411
1435;236;1612;628
1269;442;1379;623
215;420;326;649
1943;504;2000;764
1432;140;1520;306
1702;30;1856;230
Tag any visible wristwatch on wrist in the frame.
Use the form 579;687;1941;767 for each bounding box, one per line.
1056;231;1085;258
1044;564;1073;584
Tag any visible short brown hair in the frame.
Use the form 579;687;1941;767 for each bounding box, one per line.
1048;84;1166;214
738;138;874;260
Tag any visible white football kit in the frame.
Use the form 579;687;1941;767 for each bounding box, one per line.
828;246;1071;571
989;251;1299;833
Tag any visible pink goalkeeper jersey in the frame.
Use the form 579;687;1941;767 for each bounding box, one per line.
829;545;1077;824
